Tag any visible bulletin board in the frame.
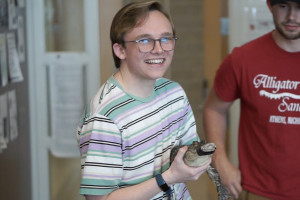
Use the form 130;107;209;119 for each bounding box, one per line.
0;0;32;199
0;0;26;154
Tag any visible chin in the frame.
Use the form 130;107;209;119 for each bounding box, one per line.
148;72;167;80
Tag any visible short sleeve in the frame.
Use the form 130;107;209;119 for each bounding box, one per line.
213;52;241;102
78;113;123;195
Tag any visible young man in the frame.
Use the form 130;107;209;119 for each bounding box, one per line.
77;1;211;200
203;0;300;199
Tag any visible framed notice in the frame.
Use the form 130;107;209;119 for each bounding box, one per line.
48;62;85;157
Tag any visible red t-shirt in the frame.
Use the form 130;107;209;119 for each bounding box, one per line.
214;32;300;200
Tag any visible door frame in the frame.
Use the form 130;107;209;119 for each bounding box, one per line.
26;0;100;199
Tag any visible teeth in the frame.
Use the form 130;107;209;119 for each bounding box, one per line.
145;59;165;64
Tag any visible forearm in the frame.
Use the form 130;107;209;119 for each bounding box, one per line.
203;107;227;162
85;146;210;200
203;105;242;198
203;90;232;166
203;90;242;198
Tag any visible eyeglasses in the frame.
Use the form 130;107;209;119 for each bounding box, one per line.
123;37;178;53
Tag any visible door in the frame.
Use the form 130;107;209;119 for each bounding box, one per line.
26;0;100;199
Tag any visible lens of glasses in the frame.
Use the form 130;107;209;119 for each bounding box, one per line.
137;37;176;53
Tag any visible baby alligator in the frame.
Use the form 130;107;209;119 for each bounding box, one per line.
170;141;232;200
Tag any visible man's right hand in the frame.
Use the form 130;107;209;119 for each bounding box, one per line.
216;157;242;199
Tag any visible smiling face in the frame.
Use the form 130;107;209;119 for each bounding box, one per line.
271;1;300;40
113;10;175;84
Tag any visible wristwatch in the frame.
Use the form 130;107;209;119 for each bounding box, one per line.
155;174;172;196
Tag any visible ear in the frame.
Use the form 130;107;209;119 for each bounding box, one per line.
266;0;272;10
113;43;126;60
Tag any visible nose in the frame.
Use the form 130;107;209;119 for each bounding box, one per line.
287;6;299;21
151;40;164;54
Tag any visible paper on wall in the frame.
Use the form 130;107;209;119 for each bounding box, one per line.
8;90;18;141
6;32;23;83
8;0;18;30
0;33;8;87
0;93;8;150
17;16;25;63
48;63;84;157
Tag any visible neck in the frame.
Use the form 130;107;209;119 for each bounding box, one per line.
114;70;155;98
272;31;300;52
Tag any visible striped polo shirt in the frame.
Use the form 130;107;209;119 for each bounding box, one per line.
77;76;199;199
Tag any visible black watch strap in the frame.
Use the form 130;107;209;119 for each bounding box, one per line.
155;174;172;195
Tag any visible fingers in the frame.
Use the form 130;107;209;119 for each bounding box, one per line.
230;179;242;199
198;157;212;173
169;146;211;182
173;146;188;163
187;158;212;181
227;184;241;199
225;170;242;199
178;146;188;156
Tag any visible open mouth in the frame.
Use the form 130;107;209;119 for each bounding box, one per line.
145;58;165;64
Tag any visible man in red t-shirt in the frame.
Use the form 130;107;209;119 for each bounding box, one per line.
203;0;300;199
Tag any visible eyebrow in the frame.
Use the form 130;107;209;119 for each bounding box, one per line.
135;32;174;39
